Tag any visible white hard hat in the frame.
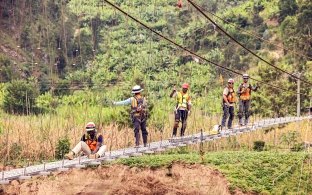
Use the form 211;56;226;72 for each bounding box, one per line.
131;85;143;94
228;78;234;83
86;122;96;132
242;74;249;79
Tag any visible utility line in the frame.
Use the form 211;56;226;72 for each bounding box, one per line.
191;1;312;62
187;0;312;87
103;0;311;98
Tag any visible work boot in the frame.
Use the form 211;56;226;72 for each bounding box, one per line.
172;127;178;137
245;118;249;126
220;125;225;131
65;151;75;160
88;153;100;159
144;143;147;147
239;118;243;126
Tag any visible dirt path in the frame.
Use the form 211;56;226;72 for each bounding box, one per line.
0;163;243;195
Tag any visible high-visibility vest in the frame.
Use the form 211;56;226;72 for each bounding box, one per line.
176;92;190;109
224;87;236;103
239;83;252;100
85;133;101;151
131;95;146;117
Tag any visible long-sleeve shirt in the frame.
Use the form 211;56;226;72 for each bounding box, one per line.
114;98;132;106
237;82;257;94
114;96;147;107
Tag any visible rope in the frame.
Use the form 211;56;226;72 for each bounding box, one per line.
187;0;312;87
102;0;312;99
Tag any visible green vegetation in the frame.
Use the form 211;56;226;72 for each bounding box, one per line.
3;80;39;114
0;1;311;193
117;151;312;194
0;0;311;120
253;140;265;151
55;136;70;159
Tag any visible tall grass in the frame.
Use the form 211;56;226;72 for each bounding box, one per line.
0;97;310;166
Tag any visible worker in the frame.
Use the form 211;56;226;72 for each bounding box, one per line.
221;78;236;130
237;74;258;126
65;122;106;160
113;85;148;147
170;83;192;137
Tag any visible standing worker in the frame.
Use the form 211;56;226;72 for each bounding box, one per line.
65;122;106;160
237;74;258;126
113;85;148;147
170;83;192;137
221;78;236;130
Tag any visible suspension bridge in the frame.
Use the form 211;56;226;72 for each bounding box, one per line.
1;115;311;184
0;0;311;189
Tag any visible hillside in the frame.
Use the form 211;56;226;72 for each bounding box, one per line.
0;1;311;194
0;0;311;116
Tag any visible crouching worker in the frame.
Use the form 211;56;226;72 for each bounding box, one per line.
65;122;106;160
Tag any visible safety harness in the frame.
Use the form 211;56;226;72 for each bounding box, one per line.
85;133;102;151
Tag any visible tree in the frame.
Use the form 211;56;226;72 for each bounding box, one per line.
3;80;39;114
278;0;298;23
296;1;312;58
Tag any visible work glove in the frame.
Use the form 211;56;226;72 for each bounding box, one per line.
188;110;191;115
226;102;230;107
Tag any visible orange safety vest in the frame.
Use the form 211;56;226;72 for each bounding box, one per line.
224;87;236;103
85;133;101;151
239;83;251;100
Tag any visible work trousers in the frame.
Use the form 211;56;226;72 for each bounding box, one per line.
238;100;250;125
173;109;188;137
72;141;106;157
221;104;234;129
133;117;148;146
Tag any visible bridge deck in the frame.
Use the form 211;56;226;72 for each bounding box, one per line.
0;116;310;183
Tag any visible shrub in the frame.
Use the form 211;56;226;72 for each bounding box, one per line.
36;92;59;113
253;141;265;151
9;142;23;160
280;131;300;149
55;137;70;159
0;54;16;82
291;142;305;152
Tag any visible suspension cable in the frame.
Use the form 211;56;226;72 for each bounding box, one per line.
187;0;312;87
191;1;312;62
102;0;311;98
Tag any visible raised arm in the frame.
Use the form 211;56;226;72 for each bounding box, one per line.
113;98;132;106
251;84;259;92
169;85;177;98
